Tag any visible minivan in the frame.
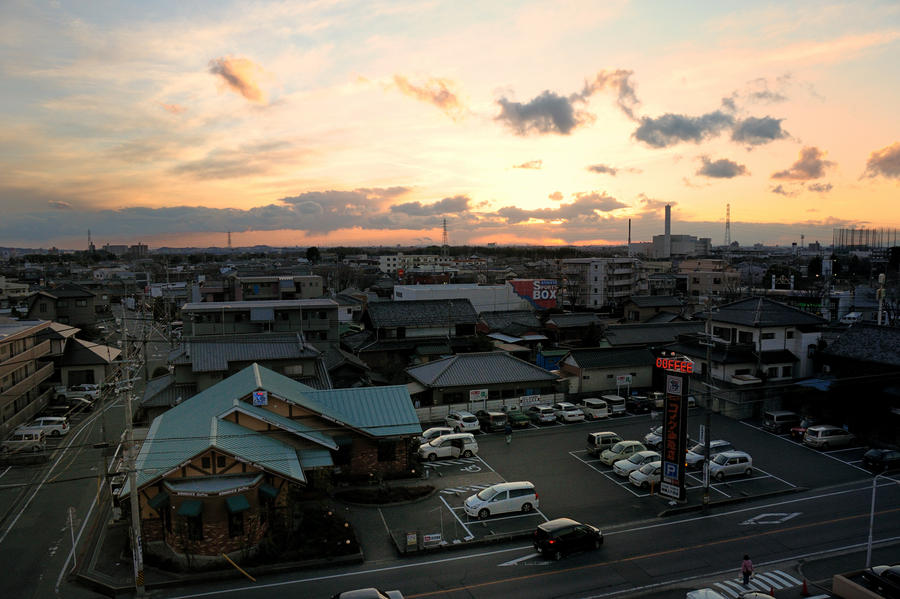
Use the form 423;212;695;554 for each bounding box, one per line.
586;431;622;457
580;398;609;420
29;416;70;437
803;425;855;449
601;394;626;416
475;410;507;432
762;410;801;434
463;481;538;519
417;433;478;461
1;427;47;453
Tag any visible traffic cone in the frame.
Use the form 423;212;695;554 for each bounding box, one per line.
770;586;775;596
801;579;810;596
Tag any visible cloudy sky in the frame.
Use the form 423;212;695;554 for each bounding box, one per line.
2;0;899;250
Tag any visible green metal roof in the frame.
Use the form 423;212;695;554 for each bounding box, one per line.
124;363;419;498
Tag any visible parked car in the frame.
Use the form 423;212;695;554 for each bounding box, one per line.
67;397;94;413
790;417;819;441
626;395;653;414
464;481;539;519
532;517;603;560
503;406;531;428
685;440;734;469
28;416;70;437
1;427;46;454
331;589;404;599
762;410;801;434
586;431;622;457
417;433;478;461
418;426;453;445
643;425;663;449
527;405;557;425
54;383;100;403
599;440;646;466
445;411;480;433
602;394;626;416
552;402;585;423
475;410;507;432
803;425;855;449
613;450;660;477
686;589;729;599
629;460;661;489
708;450;753;480
862;448;900;472
580;397;609;420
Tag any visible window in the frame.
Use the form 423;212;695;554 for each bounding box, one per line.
39;303;47;313
781;365;792;377
75;299;87;307
767;367;778;377
58;300;68;308
786;330;794;339
761;333;775;340
201;456;211;469
216;455;226;468
228;511;244;537
738;331;753;343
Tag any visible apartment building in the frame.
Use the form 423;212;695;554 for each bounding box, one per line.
234;275;323;301
0;319;54;440
560;257;637;309
679;259;740;300
377;253;440;273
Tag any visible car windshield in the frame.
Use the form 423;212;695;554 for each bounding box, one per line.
628;452;646;464
639;462;659;474
610;442;627;453
712;453;730;465
689;444;706;456
476;487;498;501
650;426;662;435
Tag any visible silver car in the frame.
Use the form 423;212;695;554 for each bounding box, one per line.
708;450;753;480
803;425;854;449
613;450;660;477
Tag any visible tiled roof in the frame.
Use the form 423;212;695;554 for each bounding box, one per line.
604;322;704;346
47;283;96;299
479;310;541;331
628;295;684;308
63;338;121;366
565;347;655;369
174;334;320;372
406;351;558;387
366;298;477;328
705;297;827;327
822;324;900;367
545;313;602;328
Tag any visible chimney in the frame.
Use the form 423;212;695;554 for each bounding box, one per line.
664;204;672;258
627;219;632;257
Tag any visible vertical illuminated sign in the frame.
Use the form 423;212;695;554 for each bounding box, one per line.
656;356;692;501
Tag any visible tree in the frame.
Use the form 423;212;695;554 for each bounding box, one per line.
306;246;320;264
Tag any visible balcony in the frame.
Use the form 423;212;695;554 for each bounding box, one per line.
0;339;51;378
0;362;54;407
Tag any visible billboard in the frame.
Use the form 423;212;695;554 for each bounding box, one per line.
508;279;559;310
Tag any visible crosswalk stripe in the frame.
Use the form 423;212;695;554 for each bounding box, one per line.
717;580;746;595
761;570;799;587
772;569;801;585
749;577;778;591
752;573;786;589
713;583;739;597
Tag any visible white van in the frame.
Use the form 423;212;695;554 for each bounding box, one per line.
840;311;863;324
580;398;609;420
1;427;47;453
463;481;539;519
29;416;70;437
417;433;478;461
601;394;626;416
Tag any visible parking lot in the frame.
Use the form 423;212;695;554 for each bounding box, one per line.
382;406;875;549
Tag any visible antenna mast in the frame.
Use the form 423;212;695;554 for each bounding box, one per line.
724;204;731;247
441;218;449;259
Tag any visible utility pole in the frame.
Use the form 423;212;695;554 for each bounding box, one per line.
122;317;145;596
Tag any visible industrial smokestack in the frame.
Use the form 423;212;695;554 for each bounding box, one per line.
627;219;632;256
664;204;672;258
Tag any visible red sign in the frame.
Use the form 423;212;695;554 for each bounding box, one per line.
655;357;694;373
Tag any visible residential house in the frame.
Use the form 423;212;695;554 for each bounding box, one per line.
59;337;121;387
25;283;98;329
543;312;604;346
0;276;30;309
121;363;420;562
558;347;655;396
622;296;687;323
405;351;562;407
342;299;479;375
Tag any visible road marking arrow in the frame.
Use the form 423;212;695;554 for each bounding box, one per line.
739;512;801;525
499;552;543;566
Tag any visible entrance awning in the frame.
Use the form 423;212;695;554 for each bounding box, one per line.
147;492;169;511
177;500;203;517
258;483;278;500
225;494;250;514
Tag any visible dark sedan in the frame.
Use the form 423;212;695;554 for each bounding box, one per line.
862;448;900;473
626;395;653;414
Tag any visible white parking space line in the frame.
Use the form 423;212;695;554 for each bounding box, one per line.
825;446;863;454
0;466;10;479
438;495;473;539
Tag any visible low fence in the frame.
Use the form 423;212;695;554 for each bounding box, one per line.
415;393;566;425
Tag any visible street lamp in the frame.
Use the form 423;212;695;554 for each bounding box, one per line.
865;469;900;569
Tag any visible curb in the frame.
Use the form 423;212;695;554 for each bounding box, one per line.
657;486;808;517
391;529;534;556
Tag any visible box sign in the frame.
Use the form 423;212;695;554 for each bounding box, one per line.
252;391;268;406
616;374;632;385
656;357;693;373
509;279;559;310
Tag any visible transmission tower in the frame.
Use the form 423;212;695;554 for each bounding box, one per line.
441;218;449;258
724;204;731;247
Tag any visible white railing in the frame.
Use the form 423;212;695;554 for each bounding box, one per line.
415;393;565;425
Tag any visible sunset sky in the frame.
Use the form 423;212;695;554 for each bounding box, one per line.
1;0;899;250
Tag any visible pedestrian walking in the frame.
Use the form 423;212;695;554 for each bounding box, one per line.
741;554;753;586
504;423;512;445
